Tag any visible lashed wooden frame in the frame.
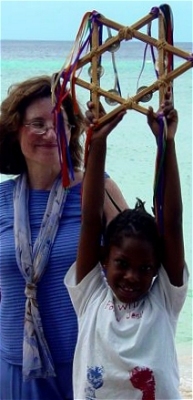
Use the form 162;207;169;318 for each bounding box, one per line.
71;10;192;124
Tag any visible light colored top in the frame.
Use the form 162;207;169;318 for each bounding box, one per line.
65;261;188;400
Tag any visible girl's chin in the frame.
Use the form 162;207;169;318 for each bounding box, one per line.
114;290;140;304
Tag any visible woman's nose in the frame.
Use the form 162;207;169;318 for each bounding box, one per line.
43;126;56;138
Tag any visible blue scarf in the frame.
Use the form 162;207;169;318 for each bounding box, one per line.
13;173;68;381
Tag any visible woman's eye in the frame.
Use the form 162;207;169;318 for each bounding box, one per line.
32;121;44;129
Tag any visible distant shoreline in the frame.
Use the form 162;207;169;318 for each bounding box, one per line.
1;39;192;45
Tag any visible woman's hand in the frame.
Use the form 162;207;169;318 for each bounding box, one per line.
147;92;178;140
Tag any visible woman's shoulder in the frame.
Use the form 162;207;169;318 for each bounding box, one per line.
0;177;16;194
103;175;128;224
0;178;16;224
0;177;18;210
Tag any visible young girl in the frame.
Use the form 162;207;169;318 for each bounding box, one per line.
64;97;189;399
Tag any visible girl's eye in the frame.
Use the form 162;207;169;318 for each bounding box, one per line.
140;265;153;273
115;259;127;269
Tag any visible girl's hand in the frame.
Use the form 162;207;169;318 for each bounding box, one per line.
84;101;106;128
85;101;126;141
147;92;178;140
91;109;126;142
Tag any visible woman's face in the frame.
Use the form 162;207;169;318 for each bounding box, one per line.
18;97;71;172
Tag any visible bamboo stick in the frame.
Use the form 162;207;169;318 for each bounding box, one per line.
158;11;166;104
75;56;192;126
96;12;157;33
76;30;191;72
76;59;192;102
90;18;100;118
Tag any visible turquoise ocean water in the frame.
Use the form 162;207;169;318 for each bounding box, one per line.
1;39;192;397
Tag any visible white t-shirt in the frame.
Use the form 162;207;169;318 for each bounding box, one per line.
64;263;188;400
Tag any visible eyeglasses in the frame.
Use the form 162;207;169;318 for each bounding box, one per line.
24;120;75;135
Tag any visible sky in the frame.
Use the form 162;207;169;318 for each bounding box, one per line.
1;0;193;42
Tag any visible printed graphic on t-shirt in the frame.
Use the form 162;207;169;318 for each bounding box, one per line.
85;366;104;399
130;366;156;400
104;299;144;321
84;365;155;399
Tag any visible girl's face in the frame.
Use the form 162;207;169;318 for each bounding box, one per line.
105;236;159;303
18;97;71;172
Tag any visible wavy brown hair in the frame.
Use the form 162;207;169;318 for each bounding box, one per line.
0;75;85;174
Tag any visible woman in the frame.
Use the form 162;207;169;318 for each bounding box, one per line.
0;75;128;399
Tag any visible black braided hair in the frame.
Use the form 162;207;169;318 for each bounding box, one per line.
103;198;161;261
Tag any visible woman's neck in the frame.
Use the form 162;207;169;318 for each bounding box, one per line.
26;164;60;190
70;169;84;187
27;168;83;190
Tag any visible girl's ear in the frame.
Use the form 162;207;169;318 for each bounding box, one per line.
153;263;160;277
99;245;106;267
